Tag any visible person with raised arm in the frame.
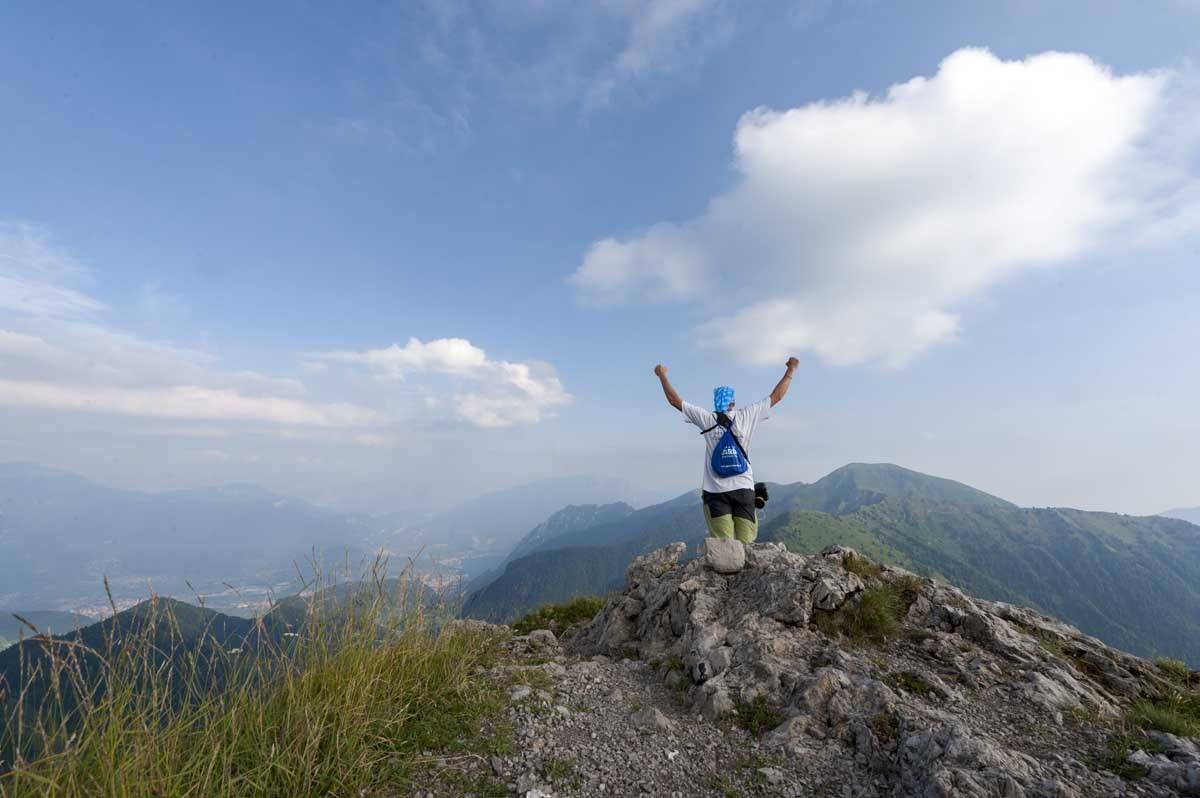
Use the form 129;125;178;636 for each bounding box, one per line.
653;358;799;542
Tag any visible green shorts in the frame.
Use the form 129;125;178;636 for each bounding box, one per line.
702;489;758;542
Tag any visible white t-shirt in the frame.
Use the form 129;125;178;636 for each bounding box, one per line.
681;398;772;494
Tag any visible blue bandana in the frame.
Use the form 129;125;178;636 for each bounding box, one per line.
713;385;735;413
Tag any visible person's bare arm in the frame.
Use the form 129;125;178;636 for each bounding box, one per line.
654;364;683;411
769;357;800;407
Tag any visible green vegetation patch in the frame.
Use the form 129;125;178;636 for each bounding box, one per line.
543;755;579;788
1097;729;1163;780
1155;657;1196;687
733;694;784;737
887;671;933;697
511;596;604;636
1;589;512;798
1095;679;1200;779
815;584;903;643
504;666;556;693
871;710;900;743
1127;691;1200;738
813;565;923;645
706;773;741;797
843;553;884;580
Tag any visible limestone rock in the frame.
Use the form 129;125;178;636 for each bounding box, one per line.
528;628;558;650
630;706;675;732
702;537;745;574
562;541;1197;797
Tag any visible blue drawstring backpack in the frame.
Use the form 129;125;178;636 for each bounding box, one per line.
701;413;749;478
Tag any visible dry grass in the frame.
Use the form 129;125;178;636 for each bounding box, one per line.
0;558;510;797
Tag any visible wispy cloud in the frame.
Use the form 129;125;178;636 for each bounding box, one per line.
334;0;745;153
0;226;379;429
0;223;104;318
573;48;1200;367
583;0;737;111
0;380;379;426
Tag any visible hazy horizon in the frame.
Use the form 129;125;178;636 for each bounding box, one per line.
3;2;1200;517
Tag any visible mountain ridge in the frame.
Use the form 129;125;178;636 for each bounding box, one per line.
464;462;1200;666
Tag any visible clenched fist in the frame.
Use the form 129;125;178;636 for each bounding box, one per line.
654;364;668;378
786;357;799;370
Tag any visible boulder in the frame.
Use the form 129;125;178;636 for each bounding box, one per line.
630;706;675;732
703;537;746;574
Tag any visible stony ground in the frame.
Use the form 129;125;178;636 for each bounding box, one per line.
408;541;1199;797
408;633;1177;798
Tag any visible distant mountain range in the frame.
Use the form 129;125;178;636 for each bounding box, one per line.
0;610;96;652
412;476;647;576
1162;506;1200;526
0;463;639;613
463;463;1200;666
0;462;383;613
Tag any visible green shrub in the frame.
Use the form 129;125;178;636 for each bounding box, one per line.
814;565;922;645
511;596;604;636
870;711;900;742
815;584;904;643
733;695;784;736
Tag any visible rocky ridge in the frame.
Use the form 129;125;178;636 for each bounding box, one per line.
430;541;1199;797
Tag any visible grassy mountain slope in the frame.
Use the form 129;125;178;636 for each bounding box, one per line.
461;493;706;621
779;462;1014;515
836;498;1200;662
758;510;918;569
505;502;635;564
464;463;1200;665
463;503;636;599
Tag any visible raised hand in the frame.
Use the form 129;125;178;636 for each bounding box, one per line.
786;357;799;370
654;364;668;378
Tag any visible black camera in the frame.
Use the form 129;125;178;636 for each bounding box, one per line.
754;482;769;509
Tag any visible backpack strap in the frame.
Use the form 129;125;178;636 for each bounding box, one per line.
699;412;750;462
699;412;730;435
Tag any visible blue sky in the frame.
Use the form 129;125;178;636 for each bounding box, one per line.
1;1;1198;515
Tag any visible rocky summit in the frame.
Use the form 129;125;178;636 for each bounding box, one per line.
430;542;1199;797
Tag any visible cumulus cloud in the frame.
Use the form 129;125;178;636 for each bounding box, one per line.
312;337;571;428
572;48;1200;367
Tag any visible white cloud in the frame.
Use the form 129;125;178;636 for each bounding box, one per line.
584;0;735;109
318;337;489;379
572;48;1200;367
1;226;570;439
0;226;379;429
0;379;379;427
312;337;571;427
